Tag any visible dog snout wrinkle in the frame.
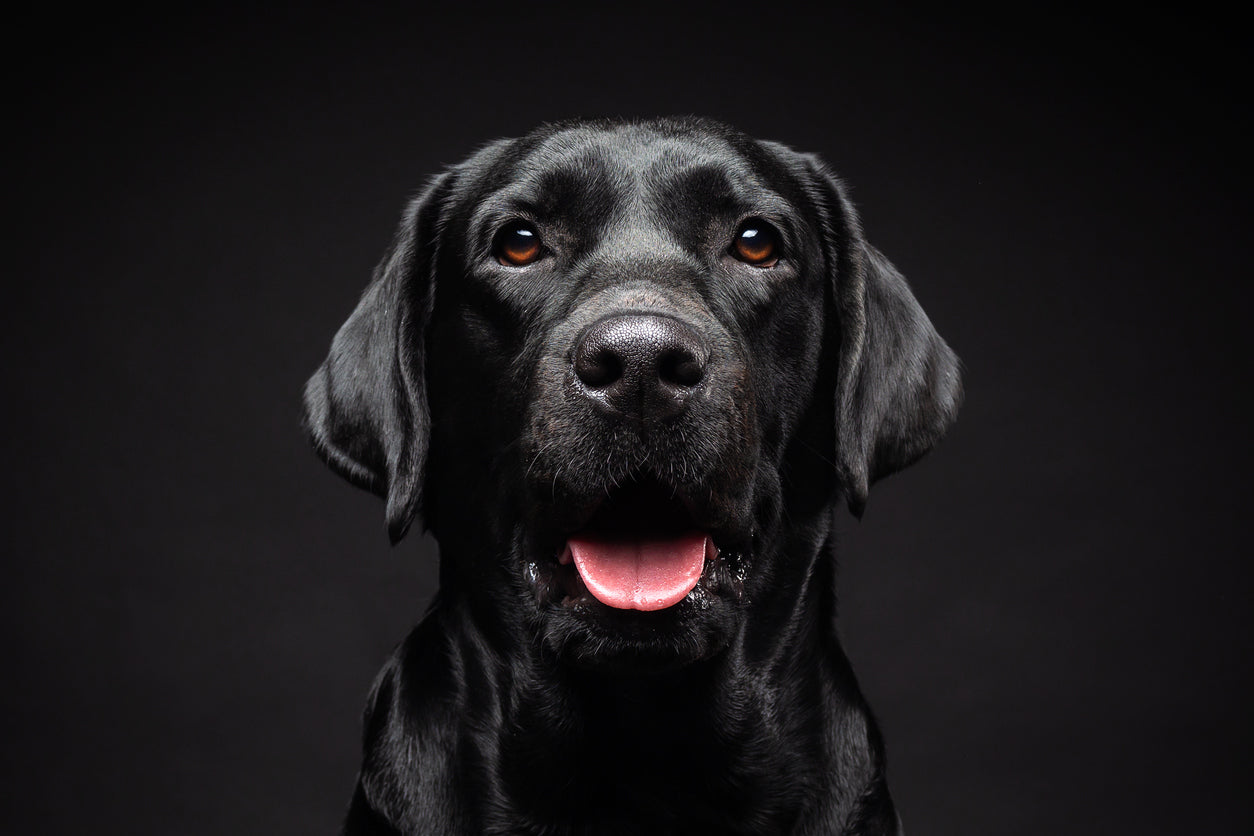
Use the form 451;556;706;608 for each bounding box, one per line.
573;314;708;421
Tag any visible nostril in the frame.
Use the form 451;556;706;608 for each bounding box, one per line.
572;314;711;419
575;345;624;389
658;347;705;388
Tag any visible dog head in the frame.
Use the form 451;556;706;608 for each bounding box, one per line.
304;117;960;671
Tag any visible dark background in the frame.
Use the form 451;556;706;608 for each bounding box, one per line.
6;7;1251;834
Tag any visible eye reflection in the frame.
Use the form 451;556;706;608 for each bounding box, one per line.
495;221;543;266
732;221;779;267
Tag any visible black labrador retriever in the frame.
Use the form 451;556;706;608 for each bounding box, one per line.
304;117;961;835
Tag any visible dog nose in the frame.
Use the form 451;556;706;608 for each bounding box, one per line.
573;314;709;420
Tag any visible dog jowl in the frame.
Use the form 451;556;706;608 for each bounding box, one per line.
304;117;961;836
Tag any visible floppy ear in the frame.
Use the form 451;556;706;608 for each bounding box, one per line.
811;163;963;517
302;172;455;544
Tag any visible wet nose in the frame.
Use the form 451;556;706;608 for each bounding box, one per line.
572;314;709;420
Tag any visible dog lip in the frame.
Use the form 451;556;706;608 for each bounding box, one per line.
530;476;746;610
524;472;750;610
546;477;742;557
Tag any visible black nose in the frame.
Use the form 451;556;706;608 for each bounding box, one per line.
573;314;709;420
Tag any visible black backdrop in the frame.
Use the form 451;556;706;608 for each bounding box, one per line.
6;7;1251;834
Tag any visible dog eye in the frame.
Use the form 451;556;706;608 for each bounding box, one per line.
731;221;780;267
495;221;544;266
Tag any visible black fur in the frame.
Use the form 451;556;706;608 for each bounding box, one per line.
304;117;961;835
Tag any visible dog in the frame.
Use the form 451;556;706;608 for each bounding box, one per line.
304;117;961;835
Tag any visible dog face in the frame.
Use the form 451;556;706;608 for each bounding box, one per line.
305;117;960;672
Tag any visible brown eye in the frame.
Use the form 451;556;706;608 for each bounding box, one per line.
495;221;543;266
731;221;780;267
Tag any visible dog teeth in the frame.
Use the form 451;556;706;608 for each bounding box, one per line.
558;544;573;565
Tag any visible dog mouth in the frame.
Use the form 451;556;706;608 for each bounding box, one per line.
531;477;744;612
564;532;717;611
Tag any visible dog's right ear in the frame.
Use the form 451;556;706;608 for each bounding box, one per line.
302;172;456;545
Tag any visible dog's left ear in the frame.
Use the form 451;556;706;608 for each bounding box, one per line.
303;172;455;544
808;161;963;517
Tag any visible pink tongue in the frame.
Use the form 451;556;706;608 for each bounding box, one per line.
568;532;711;611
